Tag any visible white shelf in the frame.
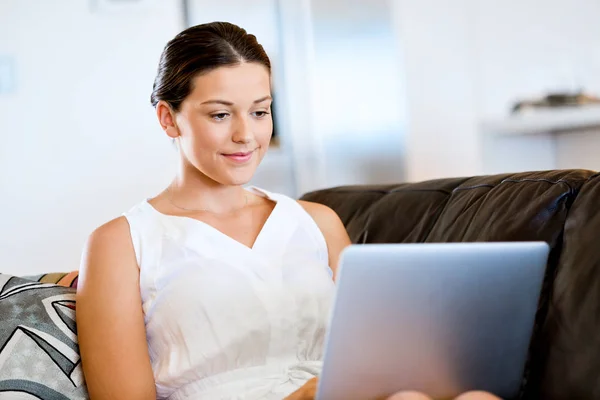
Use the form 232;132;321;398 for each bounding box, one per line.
480;105;600;136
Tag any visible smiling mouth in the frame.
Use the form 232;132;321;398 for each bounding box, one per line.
222;150;256;163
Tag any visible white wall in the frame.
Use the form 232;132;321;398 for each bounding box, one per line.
392;0;481;182
310;0;407;188
393;0;600;181
0;0;183;275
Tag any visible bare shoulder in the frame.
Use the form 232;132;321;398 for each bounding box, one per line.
298;200;351;278
297;200;350;240
87;216;131;245
79;216;137;284
298;200;341;224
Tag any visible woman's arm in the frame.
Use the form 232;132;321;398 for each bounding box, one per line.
298;200;352;280
76;217;156;400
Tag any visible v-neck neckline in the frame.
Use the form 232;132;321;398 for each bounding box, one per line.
144;187;281;252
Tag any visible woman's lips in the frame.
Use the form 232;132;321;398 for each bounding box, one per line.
222;150;254;163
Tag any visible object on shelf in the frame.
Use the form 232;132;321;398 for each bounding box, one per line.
511;91;600;113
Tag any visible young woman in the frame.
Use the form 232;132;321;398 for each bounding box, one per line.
76;22;499;400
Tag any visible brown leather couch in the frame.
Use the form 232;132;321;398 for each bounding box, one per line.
301;169;600;400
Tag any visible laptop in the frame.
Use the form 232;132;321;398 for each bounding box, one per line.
316;242;549;400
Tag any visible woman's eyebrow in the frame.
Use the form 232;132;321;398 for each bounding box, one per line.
200;95;272;106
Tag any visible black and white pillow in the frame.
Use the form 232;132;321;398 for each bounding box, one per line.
0;274;89;399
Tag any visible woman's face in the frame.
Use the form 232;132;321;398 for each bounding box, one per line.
166;62;273;186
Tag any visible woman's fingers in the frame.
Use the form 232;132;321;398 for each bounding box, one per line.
384;390;501;400
283;377;318;400
305;377;318;398
453;391;502;400
385;392;432;400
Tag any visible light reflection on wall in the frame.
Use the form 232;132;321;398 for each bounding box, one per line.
310;0;407;185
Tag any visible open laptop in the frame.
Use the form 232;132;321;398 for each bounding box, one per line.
316;242;550;400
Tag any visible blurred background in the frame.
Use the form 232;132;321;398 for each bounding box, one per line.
1;0;600;275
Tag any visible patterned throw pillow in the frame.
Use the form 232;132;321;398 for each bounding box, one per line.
22;271;79;289
0;274;89;399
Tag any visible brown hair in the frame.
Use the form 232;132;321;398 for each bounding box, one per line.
150;22;271;112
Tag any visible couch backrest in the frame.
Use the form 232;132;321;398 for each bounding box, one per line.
301;169;600;400
539;173;600;400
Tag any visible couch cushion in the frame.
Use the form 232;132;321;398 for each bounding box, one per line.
300;178;470;243
534;172;600;399
424;170;589;243
0;274;88;399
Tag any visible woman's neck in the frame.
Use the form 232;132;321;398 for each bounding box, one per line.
167;164;248;215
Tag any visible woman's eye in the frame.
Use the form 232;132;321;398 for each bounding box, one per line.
211;113;229;121
253;111;270;118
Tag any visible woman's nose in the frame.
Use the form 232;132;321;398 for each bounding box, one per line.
232;116;253;143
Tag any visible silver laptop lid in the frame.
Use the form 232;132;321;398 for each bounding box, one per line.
317;242;549;400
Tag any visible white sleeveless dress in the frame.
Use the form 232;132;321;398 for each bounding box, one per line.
123;187;336;400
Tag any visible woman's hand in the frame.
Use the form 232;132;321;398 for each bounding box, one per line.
284;379;501;400
284;377;319;400
387;392;501;400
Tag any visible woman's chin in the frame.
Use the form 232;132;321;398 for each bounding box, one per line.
218;171;257;187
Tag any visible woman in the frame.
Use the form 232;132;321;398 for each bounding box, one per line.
76;22;499;400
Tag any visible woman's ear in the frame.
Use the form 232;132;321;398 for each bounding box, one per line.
156;101;180;139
